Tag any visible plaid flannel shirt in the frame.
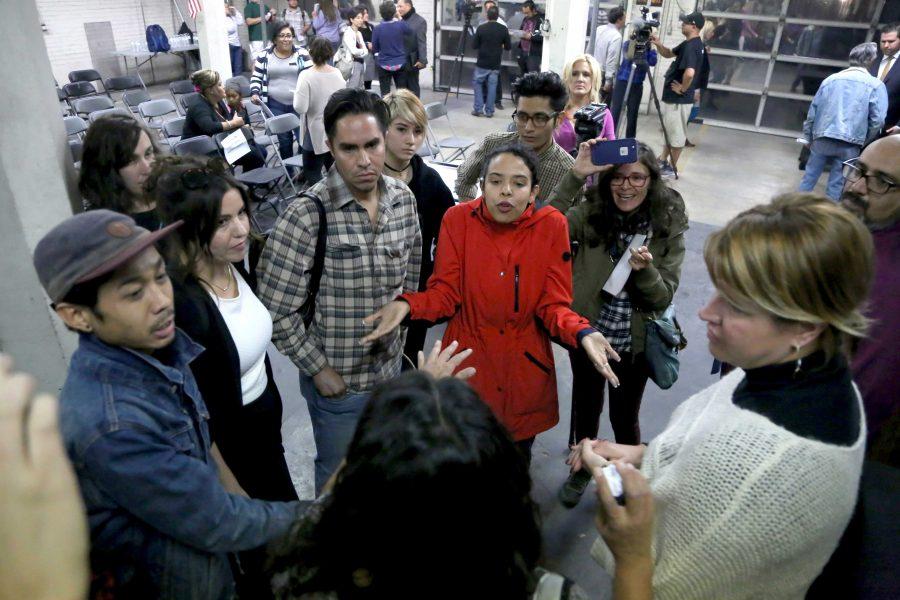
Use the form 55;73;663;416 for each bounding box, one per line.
256;168;422;393
454;131;575;206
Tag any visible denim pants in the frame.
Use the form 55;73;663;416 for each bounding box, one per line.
229;44;243;77
473;67;499;116
299;375;370;494
798;137;860;200
266;97;300;159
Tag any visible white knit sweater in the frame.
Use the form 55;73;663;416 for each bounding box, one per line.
591;369;865;599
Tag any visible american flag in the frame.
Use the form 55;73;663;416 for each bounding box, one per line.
188;0;202;20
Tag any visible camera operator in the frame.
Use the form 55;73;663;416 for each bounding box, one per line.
517;1;544;76
652;11;706;180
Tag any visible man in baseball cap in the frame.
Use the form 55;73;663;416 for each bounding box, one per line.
33;210;304;599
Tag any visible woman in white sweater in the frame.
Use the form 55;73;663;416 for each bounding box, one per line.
293;37;347;185
342;7;369;89
571;193;874;600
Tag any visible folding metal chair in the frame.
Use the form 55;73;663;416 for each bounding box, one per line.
64;115;89;139
240;101;273;148
173;135;221;158
262;112;306;195
89;108;134;123
178;92;202;116
63;81;98;102
104;74;146;106
138;99;178;136
423;102;475;162
213;127;292;219
73;95;115;118
162;117;186;148
122;89;152;116
170;80;196;115
57;86;73;116
68;69;109;98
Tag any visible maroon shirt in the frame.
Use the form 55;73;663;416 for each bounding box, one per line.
851;220;900;442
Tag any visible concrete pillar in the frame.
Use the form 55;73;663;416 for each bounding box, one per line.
1;1;80;391
542;0;590;74
196;0;233;78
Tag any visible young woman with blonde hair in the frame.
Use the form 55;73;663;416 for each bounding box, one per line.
554;54;616;155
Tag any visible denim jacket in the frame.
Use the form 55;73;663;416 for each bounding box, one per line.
59;330;303;599
803;67;888;146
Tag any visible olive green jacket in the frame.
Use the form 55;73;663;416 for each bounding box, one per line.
549;171;689;357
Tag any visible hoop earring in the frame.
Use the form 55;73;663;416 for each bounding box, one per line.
792;343;802;377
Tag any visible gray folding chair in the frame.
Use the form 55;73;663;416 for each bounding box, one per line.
423;102;475;162
68;69;109;98
173;135;221;158
104;75;145;106
123;89;152;116
263;113;305;195
64;115;89;139
162;117;186;148
170;80;196;115
89;107;134;123
213;127;292;218
57;86;73;116
178;93;202;115
73;95;115;118
63;81;98;101
138;99;178;135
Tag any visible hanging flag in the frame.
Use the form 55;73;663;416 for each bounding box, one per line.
188;0;202;20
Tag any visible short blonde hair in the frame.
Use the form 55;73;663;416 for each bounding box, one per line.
382;88;427;130
190;69;220;94
704;193;874;358
562;54;602;107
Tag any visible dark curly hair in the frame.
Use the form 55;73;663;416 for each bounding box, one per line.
584;141;688;248
479;143;540;188
512;71;568;113
78;114;160;214
268;371;543;599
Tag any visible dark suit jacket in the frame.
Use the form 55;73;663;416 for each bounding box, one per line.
869;54;900;132
182;97;228;139
171;263;281;466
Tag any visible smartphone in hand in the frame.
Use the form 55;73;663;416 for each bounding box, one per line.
591;138;638;166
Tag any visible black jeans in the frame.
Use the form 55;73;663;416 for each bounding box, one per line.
405;63;421;96
301;149;333;185
377;64;407;96
568;348;649;446
517;53;540;78
610;79;643;139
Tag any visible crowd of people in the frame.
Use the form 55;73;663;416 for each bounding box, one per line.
4;3;900;600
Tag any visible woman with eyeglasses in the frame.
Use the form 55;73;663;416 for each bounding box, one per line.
250;21;313;162
554;54;616;156
361;144;621;462
551;139;688;508
148;155;298;506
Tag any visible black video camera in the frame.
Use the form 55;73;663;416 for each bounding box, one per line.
457;0;482;21
573;102;609;149
629;6;661;64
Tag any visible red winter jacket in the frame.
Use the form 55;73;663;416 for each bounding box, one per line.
401;198;593;441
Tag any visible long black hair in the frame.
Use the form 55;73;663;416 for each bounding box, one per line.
145;155;254;282
79;114;160;214
268;371;543;598
584;141;687;248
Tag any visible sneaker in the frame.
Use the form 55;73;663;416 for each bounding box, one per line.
495;102;504;110
660;164;677;180
471;110;482;117
557;469;593;508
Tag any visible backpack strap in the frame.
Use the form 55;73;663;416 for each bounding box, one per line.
297;192;328;329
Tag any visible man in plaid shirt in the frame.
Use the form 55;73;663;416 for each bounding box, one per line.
455;71;575;206
257;89;422;493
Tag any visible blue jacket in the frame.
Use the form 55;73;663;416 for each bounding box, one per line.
59;331;302;599
616;40;657;86
372;20;411;69
803;67;888;146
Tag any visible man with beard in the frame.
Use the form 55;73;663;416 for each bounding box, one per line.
840;134;900;463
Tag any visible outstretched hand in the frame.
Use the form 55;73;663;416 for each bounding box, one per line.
581;331;621;387
417;340;476;380
360;300;411;345
572;139;616;180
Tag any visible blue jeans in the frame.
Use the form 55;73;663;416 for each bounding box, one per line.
799;138;860;200
229;44;243;77
299;375;371;494
473;67;499;116
266;97;300;160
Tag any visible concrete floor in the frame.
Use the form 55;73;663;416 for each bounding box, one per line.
142;76;826;595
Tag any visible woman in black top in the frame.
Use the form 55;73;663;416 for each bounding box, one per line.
79;114;163;230
359;5;376;90
183;69;266;171
381;89;456;364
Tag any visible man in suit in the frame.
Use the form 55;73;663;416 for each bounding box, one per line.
870;23;900;135
397;0;427;97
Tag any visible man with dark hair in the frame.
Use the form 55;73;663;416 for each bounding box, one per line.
481;0;507;110
258;88;422;494
455;71;573;205
397;0;427;96
593;5;626;97
32;210;304;599
870;23;900;136
472;5;510;117
652;10;706;179
517;1;544;76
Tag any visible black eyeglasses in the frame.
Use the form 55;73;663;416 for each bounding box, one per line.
512;110;559;127
842;159;899;195
610;174;649;188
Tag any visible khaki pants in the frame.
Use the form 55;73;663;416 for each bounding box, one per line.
662;102;692;148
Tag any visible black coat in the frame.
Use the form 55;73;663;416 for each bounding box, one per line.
171;263;281;462
869;54;900;133
407;154;455;290
182;97;229;139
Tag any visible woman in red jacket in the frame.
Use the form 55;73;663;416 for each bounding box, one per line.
362;145;620;456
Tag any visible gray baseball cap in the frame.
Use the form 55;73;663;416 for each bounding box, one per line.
33;210;181;303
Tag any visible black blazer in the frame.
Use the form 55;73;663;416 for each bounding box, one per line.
182;97;229;139
407;154;455;291
172;263;281;459
869;54;900;132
